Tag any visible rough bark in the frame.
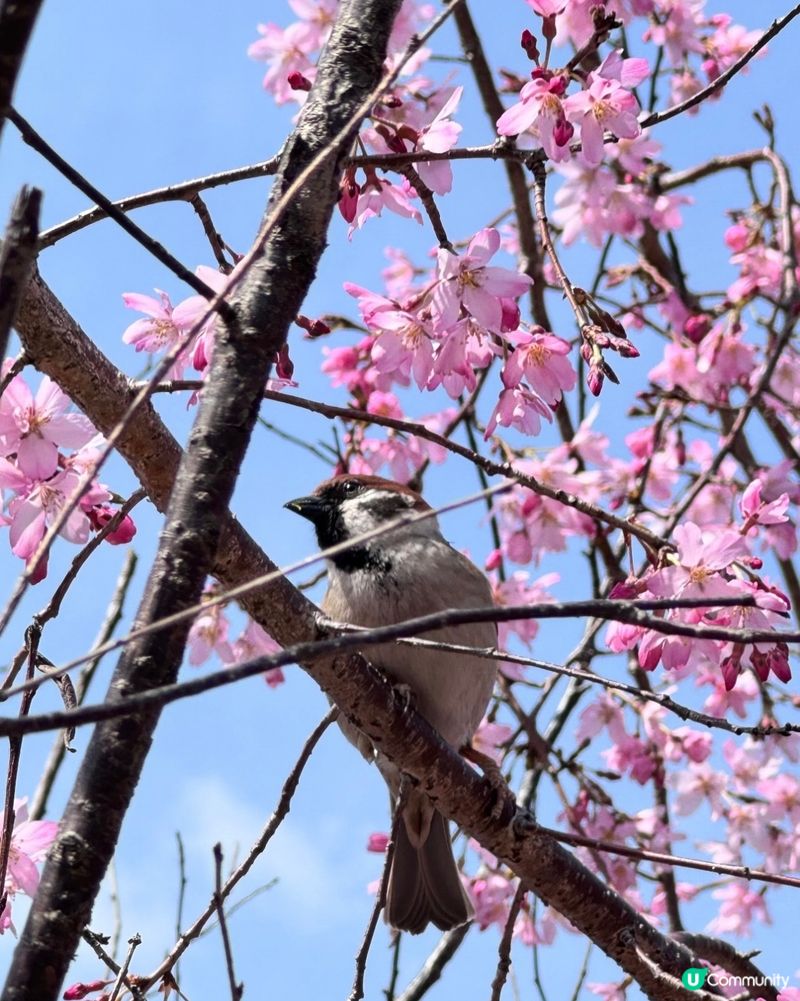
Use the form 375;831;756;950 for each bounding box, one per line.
0;0;45;145
0;186;40;363
1;1;402;997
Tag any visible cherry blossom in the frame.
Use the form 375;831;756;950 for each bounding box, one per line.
0;799;58;934
431;228;533;333
0;372;95;480
563;52;648;166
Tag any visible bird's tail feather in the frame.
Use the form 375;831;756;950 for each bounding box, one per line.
385;809;473;934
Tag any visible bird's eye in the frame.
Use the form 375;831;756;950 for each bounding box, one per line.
342;479;358;494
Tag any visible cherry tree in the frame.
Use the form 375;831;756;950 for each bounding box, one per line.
1;0;800;999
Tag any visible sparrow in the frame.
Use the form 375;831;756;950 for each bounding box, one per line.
285;473;497;934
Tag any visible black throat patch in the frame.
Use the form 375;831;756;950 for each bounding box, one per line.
330;545;393;576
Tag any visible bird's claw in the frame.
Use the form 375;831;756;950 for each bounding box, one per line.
461;743;516;824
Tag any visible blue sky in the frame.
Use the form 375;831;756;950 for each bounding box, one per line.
1;1;799;998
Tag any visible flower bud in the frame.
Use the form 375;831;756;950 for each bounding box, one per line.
286;70;312;92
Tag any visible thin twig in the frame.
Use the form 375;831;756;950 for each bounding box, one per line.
38;156;281;249
213;844;244;1001
175;832;187;986
542;826;800;890
2;594;797;741
489;882;526;1001
189;194;233;272
641;5;800;128
107;933;142;1001
348;805;400;1001
394;926;470;1001
80;929;146;1001
144;709;337;988
0;625;39;913
28;549;138;821
1;479;514;702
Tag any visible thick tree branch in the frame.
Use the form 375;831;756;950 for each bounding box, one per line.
0;0;44;144
0;186;40;364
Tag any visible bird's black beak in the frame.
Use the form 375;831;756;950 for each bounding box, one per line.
284;494;330;526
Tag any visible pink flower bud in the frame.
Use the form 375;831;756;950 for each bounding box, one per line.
683;314;711;344
338;169;360;223
89;506;137;545
63;980;112;1000
616;340;640;358
552;116;574;148
367;832;389;853
587;365;604;397
485;548;503;571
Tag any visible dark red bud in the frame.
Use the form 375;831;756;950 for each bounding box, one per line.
287;71;312;92
552;116;574;147
541;13;558;41
520;29;540;61
276;343;294;381
296;315;331;338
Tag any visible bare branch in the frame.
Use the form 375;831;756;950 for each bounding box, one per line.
213;845;243;1001
38;156;281;249
395;926;470;1001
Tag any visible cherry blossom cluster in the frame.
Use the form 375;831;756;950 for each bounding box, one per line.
0;362;136;582
0;800;58;935
185;586;285;687
122;265;298;394
323;228;576;475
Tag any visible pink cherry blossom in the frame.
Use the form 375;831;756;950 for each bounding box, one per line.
366;832;389;853
563;52;647;166
2;466;93;581
0;799;58;934
350;172;422;234
467;873;515;930
496;71;573;163
122;289;194;378
187;598;233;667
432;228;533;332
0;372;95;480
414;86;463;195
472;719;513;765
502;328;576;404
485;384;552;439
231;619;284;688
